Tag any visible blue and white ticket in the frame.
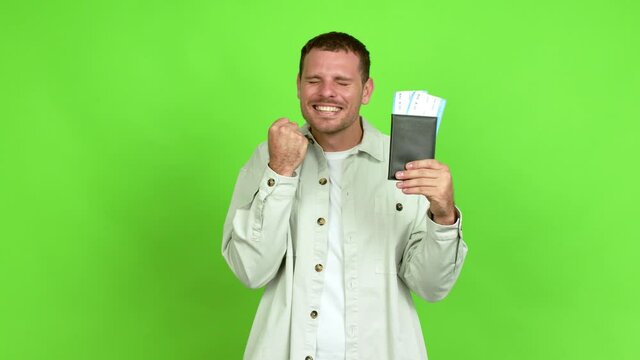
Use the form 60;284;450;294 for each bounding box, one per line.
392;90;446;133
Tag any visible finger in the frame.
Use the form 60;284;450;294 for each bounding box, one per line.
285;121;301;131
399;186;437;196
282;124;305;138
274;123;299;136
406;159;445;170
271;117;292;129
395;169;440;180
396;178;439;189
291;128;307;141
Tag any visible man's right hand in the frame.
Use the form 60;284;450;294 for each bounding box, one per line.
267;118;308;177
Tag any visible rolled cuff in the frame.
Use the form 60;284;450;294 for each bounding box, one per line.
257;165;300;200
426;206;463;242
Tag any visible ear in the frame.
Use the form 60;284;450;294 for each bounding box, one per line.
296;74;301;99
361;77;374;105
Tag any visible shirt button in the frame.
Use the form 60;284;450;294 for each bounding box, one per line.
267;178;275;187
319;177;327;185
310;310;318;319
315;264;324;272
396;202;403;211
305;356;314;360
317;217;326;226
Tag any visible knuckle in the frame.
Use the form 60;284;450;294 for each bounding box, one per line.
271;118;289;128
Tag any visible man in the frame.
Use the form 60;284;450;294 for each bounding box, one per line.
222;32;467;360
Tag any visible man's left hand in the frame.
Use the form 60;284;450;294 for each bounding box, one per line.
395;159;457;225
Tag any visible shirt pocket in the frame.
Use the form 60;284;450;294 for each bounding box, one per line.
373;188;415;225
371;189;414;276
374;189;405;215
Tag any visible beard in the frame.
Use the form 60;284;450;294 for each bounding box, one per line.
300;99;360;136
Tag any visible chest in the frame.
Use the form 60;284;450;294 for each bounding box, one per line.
289;151;421;263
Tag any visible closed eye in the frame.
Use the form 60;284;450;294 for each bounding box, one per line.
335;76;353;86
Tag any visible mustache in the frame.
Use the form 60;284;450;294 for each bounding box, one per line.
311;98;344;107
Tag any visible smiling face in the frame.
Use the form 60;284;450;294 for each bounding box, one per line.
297;49;373;149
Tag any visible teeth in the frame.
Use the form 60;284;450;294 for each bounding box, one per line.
315;105;340;112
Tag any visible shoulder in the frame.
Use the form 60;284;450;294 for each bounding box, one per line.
360;119;391;162
240;141;269;172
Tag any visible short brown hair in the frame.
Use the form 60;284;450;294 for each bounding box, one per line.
299;32;371;83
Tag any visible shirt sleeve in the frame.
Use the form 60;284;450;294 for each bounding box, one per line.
398;204;468;302
221;144;299;289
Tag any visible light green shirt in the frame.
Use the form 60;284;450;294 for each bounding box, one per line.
222;119;468;360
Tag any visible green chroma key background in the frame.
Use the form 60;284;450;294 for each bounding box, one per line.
1;0;638;359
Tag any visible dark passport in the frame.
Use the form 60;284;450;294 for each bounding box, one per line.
388;114;437;180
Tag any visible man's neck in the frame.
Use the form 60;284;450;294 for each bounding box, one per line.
311;118;364;152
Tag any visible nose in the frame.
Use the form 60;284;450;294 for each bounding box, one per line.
319;81;336;98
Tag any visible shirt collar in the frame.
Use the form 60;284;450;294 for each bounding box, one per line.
300;117;384;162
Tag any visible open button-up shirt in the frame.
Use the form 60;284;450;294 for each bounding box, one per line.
222;119;468;360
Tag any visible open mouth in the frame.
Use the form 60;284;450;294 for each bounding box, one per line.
313;105;342;113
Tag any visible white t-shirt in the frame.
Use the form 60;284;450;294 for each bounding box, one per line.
316;148;356;360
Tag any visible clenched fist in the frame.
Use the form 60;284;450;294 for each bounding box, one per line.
268;118;308;177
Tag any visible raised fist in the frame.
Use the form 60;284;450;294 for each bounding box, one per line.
267;118;308;176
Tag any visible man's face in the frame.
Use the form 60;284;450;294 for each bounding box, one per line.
297;49;373;138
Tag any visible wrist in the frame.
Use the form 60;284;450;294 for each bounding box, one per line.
433;214;456;225
268;162;295;177
430;206;457;225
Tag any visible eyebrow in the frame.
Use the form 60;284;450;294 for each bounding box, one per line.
303;74;354;82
